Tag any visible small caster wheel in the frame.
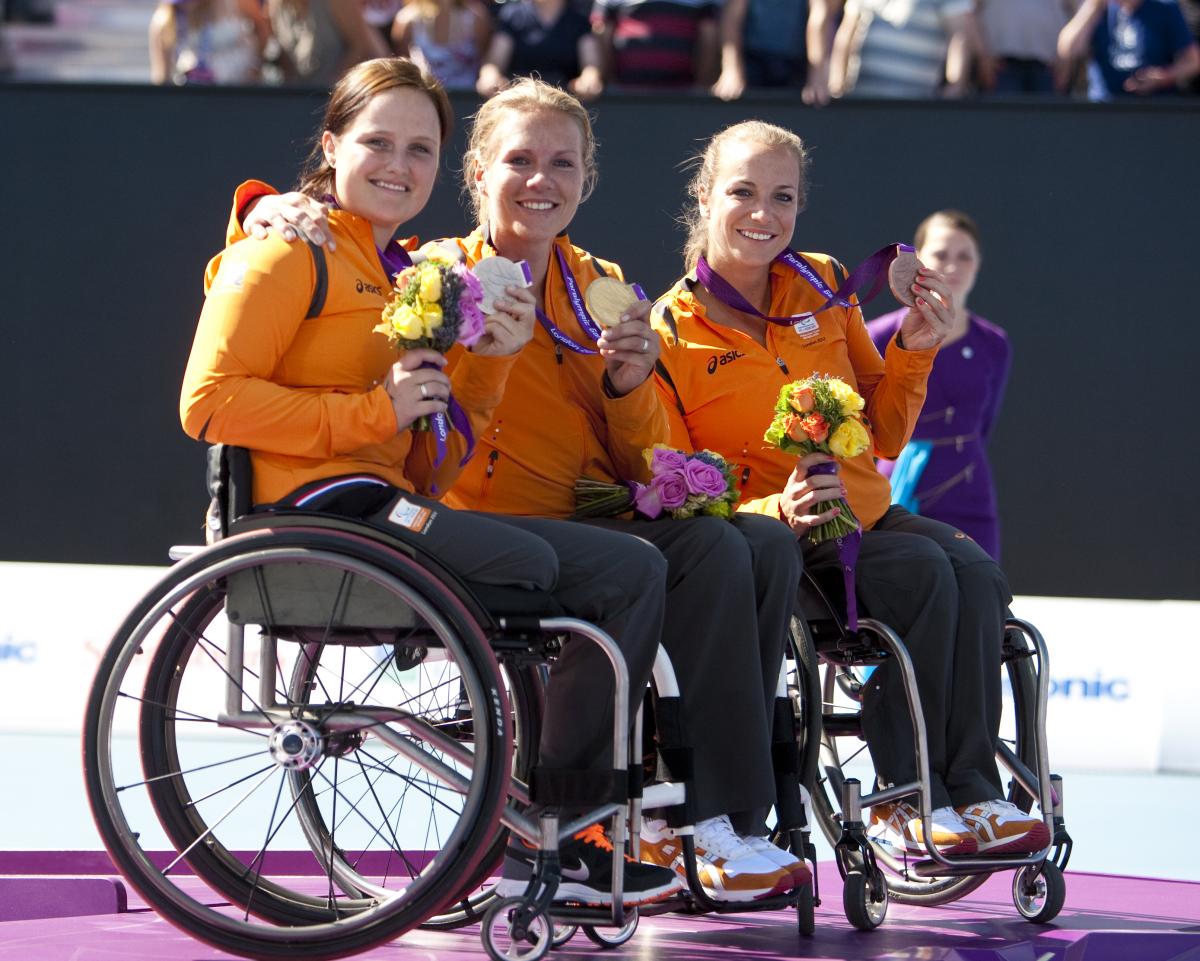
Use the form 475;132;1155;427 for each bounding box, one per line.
582;911;638;948
1013;861;1065;924
481;897;552;961
795;882;815;936
843;868;887;931
550;922;578;949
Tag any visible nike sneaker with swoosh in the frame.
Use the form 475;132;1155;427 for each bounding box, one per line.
494;823;681;906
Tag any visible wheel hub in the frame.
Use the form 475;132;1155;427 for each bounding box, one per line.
268;719;324;770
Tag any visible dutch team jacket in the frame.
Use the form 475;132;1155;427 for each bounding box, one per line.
180;200;517;505
652;253;936;531
440;228;669;519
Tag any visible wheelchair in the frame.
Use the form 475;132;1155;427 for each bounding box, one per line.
82;448;816;961
781;571;1073;930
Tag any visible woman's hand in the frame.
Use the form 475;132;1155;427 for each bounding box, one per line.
897;267;955;351
597;299;658;397
471;285;536;357
384;349;450;431
778;452;846;535
244;192;334;249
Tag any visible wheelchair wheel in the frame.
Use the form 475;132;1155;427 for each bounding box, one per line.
84;526;512;961
843;868;887;931
1012;861;1065;923
582;912;638;948
482;897;552;961
787;619;1042;908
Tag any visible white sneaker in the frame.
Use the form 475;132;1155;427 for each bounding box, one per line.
866;801;978;856
689;815;795;902
741;833;812;885
956;799;1050;855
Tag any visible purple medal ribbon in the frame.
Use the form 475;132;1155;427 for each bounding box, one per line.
695;243;914;327
806;461;862;632
532;247;648;355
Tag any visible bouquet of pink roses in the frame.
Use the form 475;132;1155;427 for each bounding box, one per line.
573;445;740;521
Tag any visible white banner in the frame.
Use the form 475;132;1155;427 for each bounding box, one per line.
3;561;1198;773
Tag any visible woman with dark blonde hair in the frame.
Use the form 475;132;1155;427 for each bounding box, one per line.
184;59;680;909
652;119;1048;859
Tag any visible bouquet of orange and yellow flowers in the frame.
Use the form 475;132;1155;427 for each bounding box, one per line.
763;375;871;543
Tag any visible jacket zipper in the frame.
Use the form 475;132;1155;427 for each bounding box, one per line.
481;448;500;500
775;356;790;376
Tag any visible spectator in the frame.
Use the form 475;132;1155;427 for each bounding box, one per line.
867;210;1010;561
149;0;269;84
974;0;1079;94
1058;0;1200;98
1178;0;1200;90
592;0;719;89
392;0;491;90
268;0;390;85
477;0;603;97
826;0;977;99
361;0;403;44
712;0;808;100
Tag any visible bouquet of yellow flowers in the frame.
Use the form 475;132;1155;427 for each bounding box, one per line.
573;446;740;521
763;375;871;543
374;257;485;444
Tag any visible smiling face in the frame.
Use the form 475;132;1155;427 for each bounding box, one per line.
916;219;981;305
700;138;801;272
321;86;442;246
475;106;587;254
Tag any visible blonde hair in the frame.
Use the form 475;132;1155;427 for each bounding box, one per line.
297;57;453;200
680;120;809;272
462;77;598;223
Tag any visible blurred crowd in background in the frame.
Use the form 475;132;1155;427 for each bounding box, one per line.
2;0;1198;100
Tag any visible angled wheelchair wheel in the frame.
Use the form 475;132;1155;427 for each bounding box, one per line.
787;618;1042;908
83;526;512;961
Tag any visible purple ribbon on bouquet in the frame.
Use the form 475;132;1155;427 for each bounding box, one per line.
695;243;914;327
418;360;475;476
533;247;648;355
806;461;862;632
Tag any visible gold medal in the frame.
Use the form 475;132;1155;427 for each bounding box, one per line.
584;277;640;328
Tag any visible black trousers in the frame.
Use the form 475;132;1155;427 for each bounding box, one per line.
586;512;800;823
276;480;668;784
804;505;1010;809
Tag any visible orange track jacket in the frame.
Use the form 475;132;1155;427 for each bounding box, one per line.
440;229;669;518
181;197;517;505
652;255;936;530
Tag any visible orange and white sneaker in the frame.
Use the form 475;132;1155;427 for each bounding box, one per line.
867;801;978;856
641;815;795;902
956;799;1050;855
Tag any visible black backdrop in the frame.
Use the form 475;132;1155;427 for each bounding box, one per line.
2;84;1197;599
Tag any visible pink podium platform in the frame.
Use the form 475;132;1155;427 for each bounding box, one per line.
1;856;1198;961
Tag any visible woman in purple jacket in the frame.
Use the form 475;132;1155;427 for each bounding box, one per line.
868;210;1010;561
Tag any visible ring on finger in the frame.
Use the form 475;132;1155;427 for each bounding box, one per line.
641;337;649;352
419;382;428;400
